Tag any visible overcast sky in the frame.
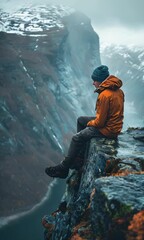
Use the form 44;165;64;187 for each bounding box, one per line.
1;0;144;46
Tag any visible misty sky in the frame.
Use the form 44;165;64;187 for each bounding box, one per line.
1;0;144;46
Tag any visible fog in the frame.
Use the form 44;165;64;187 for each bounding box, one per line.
1;0;144;46
1;0;144;28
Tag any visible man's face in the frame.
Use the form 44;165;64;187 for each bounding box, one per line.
93;81;100;88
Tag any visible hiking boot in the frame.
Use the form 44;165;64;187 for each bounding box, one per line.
45;164;69;179
70;157;84;170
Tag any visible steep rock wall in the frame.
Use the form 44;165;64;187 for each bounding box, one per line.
0;8;100;216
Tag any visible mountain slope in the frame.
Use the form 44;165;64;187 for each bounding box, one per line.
101;44;144;125
0;5;101;216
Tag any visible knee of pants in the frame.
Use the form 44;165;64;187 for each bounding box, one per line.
72;133;83;142
77;116;85;125
77;116;82;123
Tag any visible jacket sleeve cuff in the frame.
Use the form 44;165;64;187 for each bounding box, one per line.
87;120;95;126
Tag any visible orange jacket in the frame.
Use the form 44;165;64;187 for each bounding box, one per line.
87;75;124;138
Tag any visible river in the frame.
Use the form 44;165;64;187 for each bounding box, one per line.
0;179;66;240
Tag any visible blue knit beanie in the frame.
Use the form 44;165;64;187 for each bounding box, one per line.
91;65;109;82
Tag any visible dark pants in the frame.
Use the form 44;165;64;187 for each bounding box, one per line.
63;116;105;167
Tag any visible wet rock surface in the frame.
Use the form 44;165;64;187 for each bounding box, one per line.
42;128;144;240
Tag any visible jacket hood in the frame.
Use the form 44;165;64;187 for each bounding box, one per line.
95;75;123;93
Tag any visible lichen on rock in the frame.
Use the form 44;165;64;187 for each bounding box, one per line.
42;128;144;239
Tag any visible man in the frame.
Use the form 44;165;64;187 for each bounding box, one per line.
45;65;124;178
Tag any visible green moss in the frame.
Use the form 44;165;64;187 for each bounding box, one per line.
112;203;132;219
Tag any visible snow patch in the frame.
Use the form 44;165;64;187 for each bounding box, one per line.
0;4;75;36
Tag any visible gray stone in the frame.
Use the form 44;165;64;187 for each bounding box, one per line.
43;128;144;240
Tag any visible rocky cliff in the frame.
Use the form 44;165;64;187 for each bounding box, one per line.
0;5;100;216
42;128;144;240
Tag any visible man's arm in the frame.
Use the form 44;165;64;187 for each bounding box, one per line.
87;94;110;128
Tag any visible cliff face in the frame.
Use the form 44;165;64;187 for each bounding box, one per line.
0;6;101;216
42;128;144;240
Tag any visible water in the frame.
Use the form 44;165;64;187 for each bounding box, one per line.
0;179;66;240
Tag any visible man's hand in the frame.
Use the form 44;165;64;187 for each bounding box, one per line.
87;120;95;126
